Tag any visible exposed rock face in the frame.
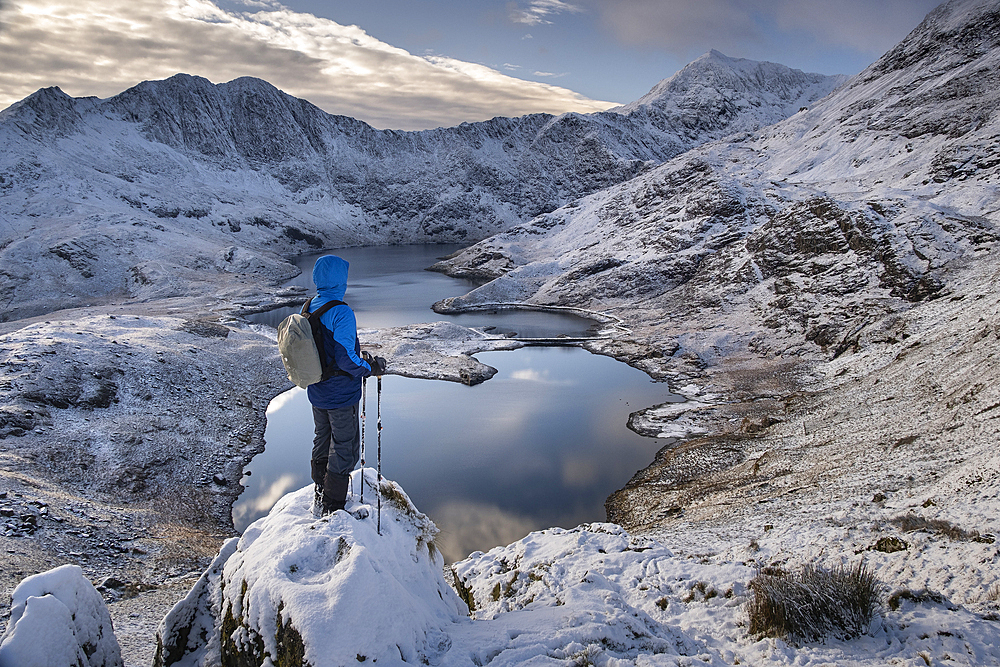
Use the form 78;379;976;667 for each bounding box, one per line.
0;55;842;319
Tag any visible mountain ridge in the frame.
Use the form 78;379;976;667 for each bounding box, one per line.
0;53;843;320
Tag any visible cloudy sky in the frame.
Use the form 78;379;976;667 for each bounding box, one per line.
0;0;941;130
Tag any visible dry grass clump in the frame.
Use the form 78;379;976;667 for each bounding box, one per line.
889;513;987;540
746;563;882;644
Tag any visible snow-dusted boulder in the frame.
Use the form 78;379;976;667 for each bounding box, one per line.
0;564;123;667
155;469;467;667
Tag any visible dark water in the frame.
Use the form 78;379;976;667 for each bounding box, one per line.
248;245;598;338
236;246;677;562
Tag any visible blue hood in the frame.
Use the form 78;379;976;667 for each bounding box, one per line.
312;255;349;301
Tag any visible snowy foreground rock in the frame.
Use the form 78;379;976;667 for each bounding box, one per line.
155;471;465;667
151;470;1000;666
0;564;122;667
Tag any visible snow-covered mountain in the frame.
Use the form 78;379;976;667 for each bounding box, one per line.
5;0;1000;664
433;0;999;360
0;56;842;320
432;0;1000;525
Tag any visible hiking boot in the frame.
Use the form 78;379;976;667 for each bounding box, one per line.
322;472;349;516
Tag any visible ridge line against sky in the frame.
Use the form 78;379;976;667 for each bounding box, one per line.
0;0;941;130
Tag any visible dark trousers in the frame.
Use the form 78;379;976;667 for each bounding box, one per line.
311;404;361;508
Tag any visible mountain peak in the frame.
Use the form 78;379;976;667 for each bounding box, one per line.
612;51;844;134
0;85;81;137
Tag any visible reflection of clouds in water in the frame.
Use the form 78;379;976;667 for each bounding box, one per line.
561;456;599;488
509;368;573;386
232;473;299;527
510;368;547;382
266;387;305;415
431;501;538;563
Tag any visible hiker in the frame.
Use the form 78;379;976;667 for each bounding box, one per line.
306;254;386;516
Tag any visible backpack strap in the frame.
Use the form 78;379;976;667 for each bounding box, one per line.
303;298;352;379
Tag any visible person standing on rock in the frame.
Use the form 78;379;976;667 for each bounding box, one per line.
306;254;386;516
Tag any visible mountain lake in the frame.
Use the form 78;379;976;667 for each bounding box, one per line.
237;245;679;562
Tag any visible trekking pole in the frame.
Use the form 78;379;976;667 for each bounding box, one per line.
360;376;367;505
377;374;383;536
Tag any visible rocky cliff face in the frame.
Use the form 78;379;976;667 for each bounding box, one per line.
0;55;841;319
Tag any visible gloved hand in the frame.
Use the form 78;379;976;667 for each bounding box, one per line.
360;350;386;376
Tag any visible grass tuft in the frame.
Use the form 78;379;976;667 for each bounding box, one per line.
746;562;882;644
890;513;980;541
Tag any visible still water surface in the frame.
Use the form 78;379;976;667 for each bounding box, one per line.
236;246;676;562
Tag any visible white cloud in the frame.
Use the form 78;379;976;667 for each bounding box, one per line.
0;0;615;130
509;368;573;385
266;386;304;415
509;0;583;26
231;473;298;525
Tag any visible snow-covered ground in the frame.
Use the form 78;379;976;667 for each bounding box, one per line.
3;0;1000;664
154;459;1000;666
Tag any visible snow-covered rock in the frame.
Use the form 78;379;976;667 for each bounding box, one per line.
155;471;467;666
0;564;123;667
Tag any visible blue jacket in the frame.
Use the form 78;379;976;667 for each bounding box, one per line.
306;255;373;409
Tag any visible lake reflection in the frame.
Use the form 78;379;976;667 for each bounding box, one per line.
234;347;675;563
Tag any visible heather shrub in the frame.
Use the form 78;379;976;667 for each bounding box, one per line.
746;563;882;643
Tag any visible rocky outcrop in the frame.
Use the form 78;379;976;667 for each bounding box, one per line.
155;478;467;667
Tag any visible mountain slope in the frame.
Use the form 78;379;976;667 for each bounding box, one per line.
0;56;842;320
433;0;999;357
431;0;1000;534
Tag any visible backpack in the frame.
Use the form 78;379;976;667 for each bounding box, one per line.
277;298;348;388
